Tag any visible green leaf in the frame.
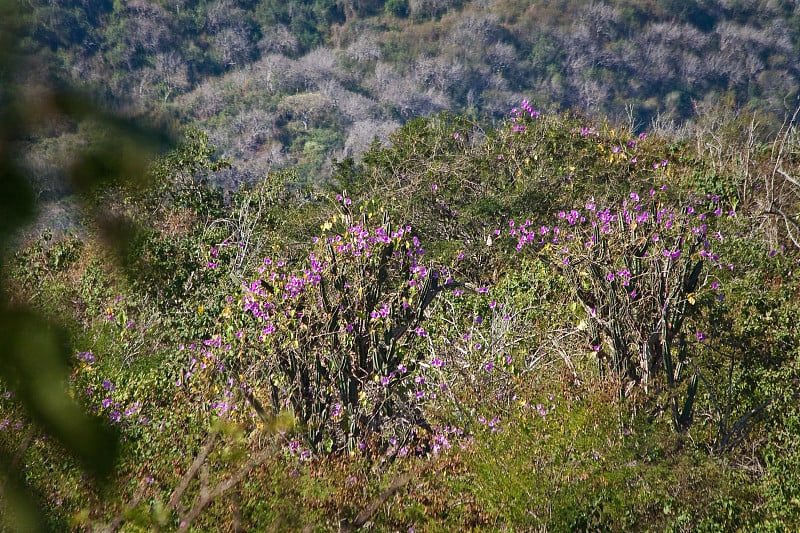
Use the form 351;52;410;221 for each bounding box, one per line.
0;310;118;479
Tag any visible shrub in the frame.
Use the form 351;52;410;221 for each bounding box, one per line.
182;199;454;454
511;185;733;433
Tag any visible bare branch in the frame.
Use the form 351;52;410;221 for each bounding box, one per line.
338;471;414;533
168;430;219;515
177;446;274;531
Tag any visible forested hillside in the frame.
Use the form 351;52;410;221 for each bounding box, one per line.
19;0;800;199
3;1;800;531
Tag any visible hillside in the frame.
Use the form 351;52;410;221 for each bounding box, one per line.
3;2;800;530
17;0;800;202
4;90;800;529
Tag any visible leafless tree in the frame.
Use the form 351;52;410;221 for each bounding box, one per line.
345;31;382;62
154;51;190;102
319;80;381;123
343;119;401;158
257;24;300;56
277;92;336;130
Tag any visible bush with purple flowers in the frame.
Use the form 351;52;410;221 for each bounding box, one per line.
505;187;733;431
182;198;457;454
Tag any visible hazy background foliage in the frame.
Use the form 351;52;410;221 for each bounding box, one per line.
17;0;800;237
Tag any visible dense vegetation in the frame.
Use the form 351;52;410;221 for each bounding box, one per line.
18;0;800;209
4;93;800;529
4;1;800;531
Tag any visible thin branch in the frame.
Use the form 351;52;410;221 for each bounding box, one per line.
338;471;414;533
168;429;219;515
100;477;150;533
177;446;274;531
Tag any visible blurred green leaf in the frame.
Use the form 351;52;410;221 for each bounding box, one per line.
0;446;47;532
0;309;119;478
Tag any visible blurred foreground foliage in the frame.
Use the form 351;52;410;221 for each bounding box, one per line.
1;1;171;529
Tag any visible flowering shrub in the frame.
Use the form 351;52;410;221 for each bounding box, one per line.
511;187;732;431
181;200;456;454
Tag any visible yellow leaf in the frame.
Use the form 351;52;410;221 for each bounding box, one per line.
687;293;696;305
